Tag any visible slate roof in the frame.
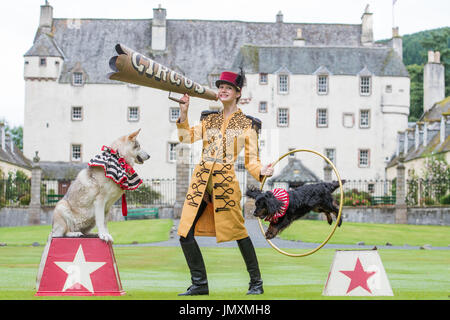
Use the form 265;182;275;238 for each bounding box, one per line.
39;161;87;180
233;45;408;76
23;16;405;86
0;124;32;172
268;157;320;186
387;97;450;168
0;140;32;172
24;32;65;58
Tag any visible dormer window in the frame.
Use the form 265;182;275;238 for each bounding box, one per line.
360;76;371;96
314;66;331;95
317;75;328;94
72;72;84;86
278;74;289;94
358;67;372;96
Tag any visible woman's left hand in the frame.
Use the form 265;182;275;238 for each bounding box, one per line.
260;164;274;177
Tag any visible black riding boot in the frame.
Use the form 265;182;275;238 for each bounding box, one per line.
237;236;264;295
178;239;209;296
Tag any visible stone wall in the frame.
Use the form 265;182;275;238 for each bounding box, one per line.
407;207;450;225
0;205;174;227
0;206;53;227
1;205;448;227
340;206;396;224
341;206;450;226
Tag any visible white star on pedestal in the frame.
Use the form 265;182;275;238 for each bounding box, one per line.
54;244;106;293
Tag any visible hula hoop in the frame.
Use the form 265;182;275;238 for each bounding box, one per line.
257;149;344;257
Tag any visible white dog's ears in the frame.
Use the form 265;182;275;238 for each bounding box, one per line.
128;128;141;140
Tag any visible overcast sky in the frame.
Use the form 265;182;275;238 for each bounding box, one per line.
1;0;449;127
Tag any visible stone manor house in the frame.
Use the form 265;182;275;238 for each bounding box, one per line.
23;3;410;182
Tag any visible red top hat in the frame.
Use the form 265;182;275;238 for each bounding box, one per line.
216;71;243;91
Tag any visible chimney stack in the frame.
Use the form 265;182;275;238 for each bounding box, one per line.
396;131;401;156
361;4;373;46
10;136;14;154
434;51;441;63
403;131;408;154
152;4;167;51
423;50;445;112
415;123;420;150
5;133;11;153
0;122;5;150
276;11;283;23
391;27;403;60
423;122;428;147
39;1;53;34
293;29;306;46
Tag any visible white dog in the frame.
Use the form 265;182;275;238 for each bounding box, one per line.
51;129;150;243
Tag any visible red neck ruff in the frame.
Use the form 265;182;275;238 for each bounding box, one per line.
265;188;289;223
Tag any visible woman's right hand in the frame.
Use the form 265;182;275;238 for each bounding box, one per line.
179;93;189;122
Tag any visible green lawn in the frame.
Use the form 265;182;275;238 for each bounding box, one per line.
0;219;173;246
276;220;450;247
0;219;449;300
2;219;449;247
0;246;448;300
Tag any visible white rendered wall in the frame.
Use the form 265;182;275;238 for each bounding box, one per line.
24;71;409;181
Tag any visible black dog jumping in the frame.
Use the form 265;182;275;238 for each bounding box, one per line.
246;181;344;239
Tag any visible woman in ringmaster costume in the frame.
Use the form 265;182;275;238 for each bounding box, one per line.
175;69;273;296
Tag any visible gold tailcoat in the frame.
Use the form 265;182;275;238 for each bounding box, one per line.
176;108;263;243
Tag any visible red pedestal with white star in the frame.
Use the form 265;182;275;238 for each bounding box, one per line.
322;249;393;296
35;237;125;296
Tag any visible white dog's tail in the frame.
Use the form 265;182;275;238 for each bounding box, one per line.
35;232;53;290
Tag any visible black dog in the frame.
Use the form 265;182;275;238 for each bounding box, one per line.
246;181;344;239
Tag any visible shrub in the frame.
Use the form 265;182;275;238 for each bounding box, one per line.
125;184;162;205
341;190;371;206
19;194;30;206
342;189;370;206
420;197;436;206
439;193;450;205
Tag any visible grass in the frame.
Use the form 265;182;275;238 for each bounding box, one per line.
276;220;450;247
0;246;448;300
0;219;173;246
2;219;449;248
0;220;449;300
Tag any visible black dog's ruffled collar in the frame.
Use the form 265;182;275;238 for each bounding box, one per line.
266;188;289;223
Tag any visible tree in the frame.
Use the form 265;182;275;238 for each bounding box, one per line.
8;126;23;151
407;64;424;122
397;27;450;121
420;27;450;97
420;154;450;205
0;119;23;151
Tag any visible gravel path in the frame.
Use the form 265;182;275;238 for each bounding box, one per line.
115;219;449;251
